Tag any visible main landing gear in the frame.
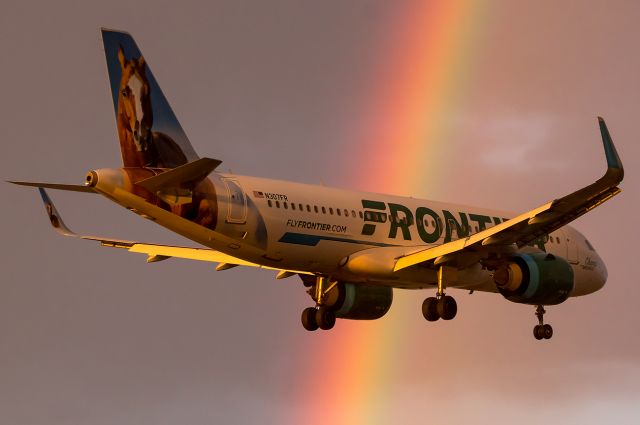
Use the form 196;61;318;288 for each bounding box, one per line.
422;266;458;322
301;276;337;332
533;305;553;340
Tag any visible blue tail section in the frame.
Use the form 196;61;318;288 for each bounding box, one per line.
101;29;199;168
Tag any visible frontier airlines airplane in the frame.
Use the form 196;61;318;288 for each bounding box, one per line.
11;30;624;340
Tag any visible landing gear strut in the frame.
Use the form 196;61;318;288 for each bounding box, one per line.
533;305;553;340
422;266;458;322
301;276;337;332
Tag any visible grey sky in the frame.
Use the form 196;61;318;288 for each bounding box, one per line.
1;1;639;424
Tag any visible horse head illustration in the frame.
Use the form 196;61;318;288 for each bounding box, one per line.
116;46;187;168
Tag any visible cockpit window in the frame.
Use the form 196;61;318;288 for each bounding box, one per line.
585;239;595;251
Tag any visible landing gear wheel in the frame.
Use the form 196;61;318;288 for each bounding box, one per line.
301;307;319;331
533;325;544;340
315;307;336;330
533;305;553;340
437;296;458;320
422;297;440;322
543;324;553;339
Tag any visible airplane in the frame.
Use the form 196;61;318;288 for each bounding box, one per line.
10;29;624;340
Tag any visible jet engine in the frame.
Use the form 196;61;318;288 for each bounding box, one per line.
323;282;393;320
493;253;574;305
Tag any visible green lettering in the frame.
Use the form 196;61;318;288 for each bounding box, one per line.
469;214;492;232
361;199;388;236
443;210;469;243
362;200;386;210
416;207;441;243
362;223;376;235
388;203;413;240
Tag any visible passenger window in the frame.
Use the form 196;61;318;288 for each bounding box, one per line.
307;205;311;212
337;209;341;216
322;206;326;214
268;200;272;207
556;237;560;244
314;206;319;213
276;201;280;208
284;202;288;209
299;203;303;211
359;211;363;219
351;210;356;218
291;203;296;210
344;209;349;216
329;208;334;215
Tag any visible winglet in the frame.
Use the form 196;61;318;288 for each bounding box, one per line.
598;117;624;180
37;188;77;237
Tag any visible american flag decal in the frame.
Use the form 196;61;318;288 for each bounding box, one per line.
253;191;265;198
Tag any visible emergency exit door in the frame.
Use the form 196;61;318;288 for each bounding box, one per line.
222;178;247;224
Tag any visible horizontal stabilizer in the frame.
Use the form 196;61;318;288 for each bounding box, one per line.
136;157;221;192
9;181;96;193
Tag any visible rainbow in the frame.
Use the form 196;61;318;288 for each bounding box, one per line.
293;2;490;424
345;1;491;198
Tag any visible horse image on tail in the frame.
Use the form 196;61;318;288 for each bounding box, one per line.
116;46;187;168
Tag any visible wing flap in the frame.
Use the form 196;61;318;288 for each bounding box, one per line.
99;241;311;274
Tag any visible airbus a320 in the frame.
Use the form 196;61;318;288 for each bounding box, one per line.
10;29;624;340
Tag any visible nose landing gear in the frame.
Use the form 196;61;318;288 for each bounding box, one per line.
533;305;553;340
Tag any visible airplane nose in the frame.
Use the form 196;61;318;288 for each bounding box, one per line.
587;254;608;294
572;253;608;296
600;262;609;286
597;259;608;289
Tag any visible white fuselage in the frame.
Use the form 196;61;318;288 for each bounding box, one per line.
93;169;608;298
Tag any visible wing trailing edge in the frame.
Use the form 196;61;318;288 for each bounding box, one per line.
26;187;311;276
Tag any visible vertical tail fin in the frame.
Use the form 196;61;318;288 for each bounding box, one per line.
101;29;199;168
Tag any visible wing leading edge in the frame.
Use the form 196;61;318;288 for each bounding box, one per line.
394;117;623;272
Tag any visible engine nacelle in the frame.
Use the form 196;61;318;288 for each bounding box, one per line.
323;283;393;320
493;253;574;305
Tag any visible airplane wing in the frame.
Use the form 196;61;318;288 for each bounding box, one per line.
31;187;310;277
394;117;623;272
